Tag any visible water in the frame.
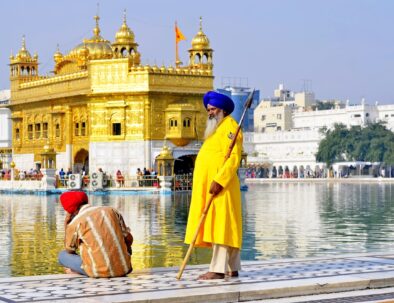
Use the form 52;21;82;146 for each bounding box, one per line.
0;182;393;277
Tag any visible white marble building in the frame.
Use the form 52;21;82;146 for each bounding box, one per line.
0;90;12;168
248;85;394;176
0;90;11;148
244;128;325;177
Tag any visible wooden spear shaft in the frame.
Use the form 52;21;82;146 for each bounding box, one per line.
176;90;255;280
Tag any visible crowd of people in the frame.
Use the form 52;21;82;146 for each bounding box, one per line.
54;167;160;188
244;164;394;179
0;168;44;181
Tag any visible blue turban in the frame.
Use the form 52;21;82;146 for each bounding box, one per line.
203;91;235;114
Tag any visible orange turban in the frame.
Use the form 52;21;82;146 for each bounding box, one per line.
60;191;88;214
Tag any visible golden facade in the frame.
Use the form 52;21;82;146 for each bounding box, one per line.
8;13;214;172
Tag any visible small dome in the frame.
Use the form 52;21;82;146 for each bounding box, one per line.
53;45;63;62
16;36;32;60
157;145;174;160
114;11;135;44
191;17;211;50
69;40;113;60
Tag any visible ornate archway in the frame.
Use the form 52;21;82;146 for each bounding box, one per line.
174;154;196;175
74;148;89;174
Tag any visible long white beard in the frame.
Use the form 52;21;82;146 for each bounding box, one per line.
204;111;224;139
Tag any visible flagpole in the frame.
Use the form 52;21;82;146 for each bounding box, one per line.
175;21;179;67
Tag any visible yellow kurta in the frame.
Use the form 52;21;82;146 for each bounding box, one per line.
184;115;243;248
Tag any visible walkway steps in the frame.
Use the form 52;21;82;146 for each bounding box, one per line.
1;253;394;302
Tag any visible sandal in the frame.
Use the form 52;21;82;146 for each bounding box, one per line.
198;272;225;280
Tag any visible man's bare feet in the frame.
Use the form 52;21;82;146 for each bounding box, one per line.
64;268;81;275
226;271;239;277
198;272;225;280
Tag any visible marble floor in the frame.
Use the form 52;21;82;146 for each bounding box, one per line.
1;253;394;302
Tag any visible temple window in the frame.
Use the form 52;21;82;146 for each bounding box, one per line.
183;118;191;127
194;54;201;64
169;119;178;128
28;124;33;140
42;123;48;139
112;123;121;136
202;54;209;64
120;48;128;57
75;123;79;136
35;123;41;139
81;122;86;136
55;124;60;137
15;128;20;140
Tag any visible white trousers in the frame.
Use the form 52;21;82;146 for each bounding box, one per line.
209;244;241;274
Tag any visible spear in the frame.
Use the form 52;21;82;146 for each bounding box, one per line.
176;89;255;280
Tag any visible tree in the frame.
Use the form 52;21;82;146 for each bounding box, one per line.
316;122;394;166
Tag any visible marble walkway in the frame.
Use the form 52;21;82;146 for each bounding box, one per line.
1;253;394;303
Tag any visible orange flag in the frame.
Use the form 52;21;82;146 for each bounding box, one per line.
175;23;186;43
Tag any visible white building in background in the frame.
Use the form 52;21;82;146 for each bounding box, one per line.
254;84;317;133
0;89;12;169
253;100;292;133
0;89;11;147
244;129;323;176
246;84;394;176
293;99;381;130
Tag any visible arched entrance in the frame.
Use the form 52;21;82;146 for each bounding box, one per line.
74;149;89;174
174;155;196;175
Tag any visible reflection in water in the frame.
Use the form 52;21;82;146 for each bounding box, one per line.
0;183;393;277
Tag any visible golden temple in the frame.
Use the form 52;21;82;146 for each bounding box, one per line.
8;13;214;175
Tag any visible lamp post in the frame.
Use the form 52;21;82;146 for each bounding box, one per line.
156;144;174;192
10;160;15;181
40;144;57;190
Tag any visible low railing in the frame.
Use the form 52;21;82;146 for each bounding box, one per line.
0;174;43;181
56;175;160;189
173;174;193;191
0;173;195;191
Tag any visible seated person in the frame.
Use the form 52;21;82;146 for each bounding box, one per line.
19;170;26;180
116;170;125;187
58;191;133;278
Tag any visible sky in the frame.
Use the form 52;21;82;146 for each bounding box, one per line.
1;0;394;104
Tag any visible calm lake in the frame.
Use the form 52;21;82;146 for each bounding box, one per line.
0;182;393;277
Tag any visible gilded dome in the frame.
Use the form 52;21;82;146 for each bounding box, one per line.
191;17;211;50
78;44;89;58
114;11;135;44
16;36;32;60
53;45;63;63
156;145;174;160
68;15;114;60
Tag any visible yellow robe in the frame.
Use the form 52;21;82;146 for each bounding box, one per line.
184;115;243;248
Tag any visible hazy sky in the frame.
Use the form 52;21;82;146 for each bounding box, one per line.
1;0;394;104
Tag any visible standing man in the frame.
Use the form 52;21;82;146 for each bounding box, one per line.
58;191;133;278
184;91;243;280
